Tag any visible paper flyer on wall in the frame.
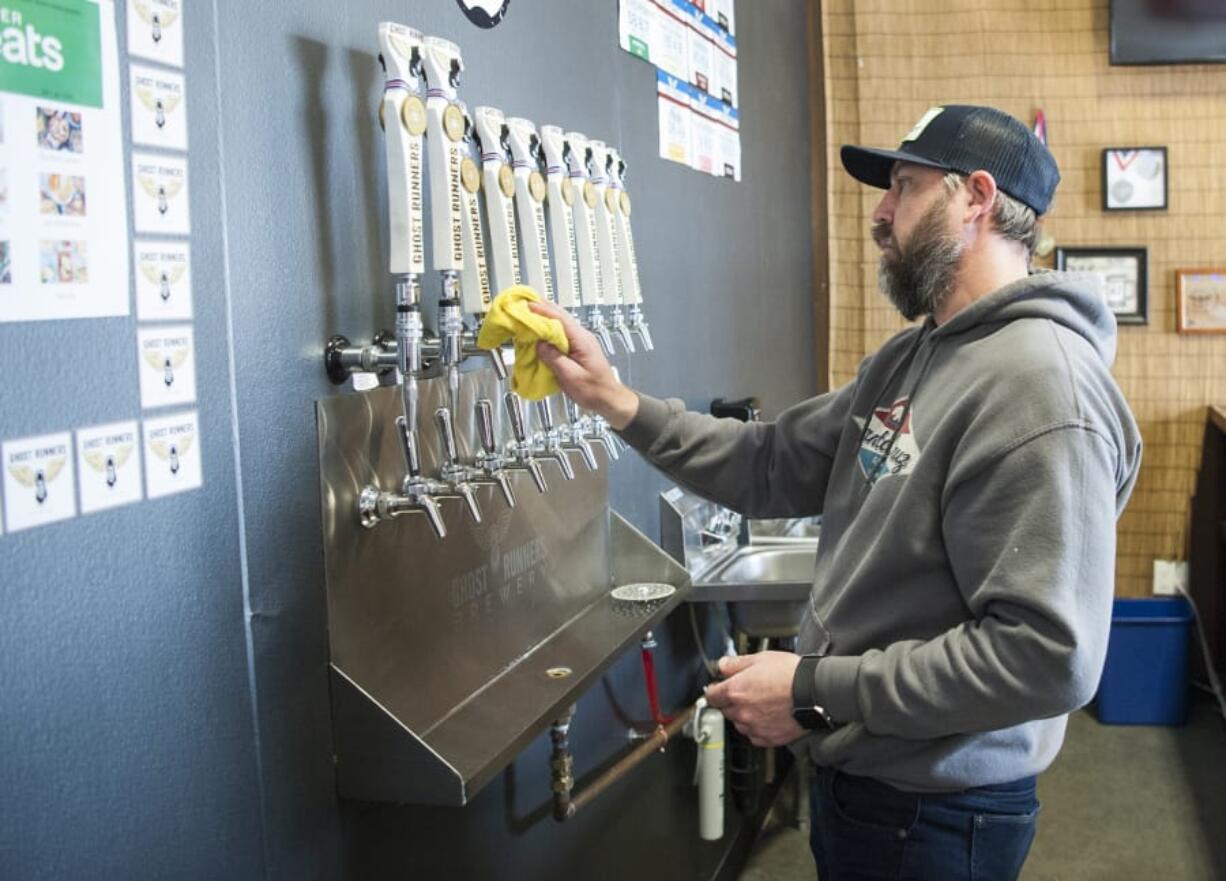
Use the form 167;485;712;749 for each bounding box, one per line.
134;238;191;320
657;70;693;166
76;419;142;514
0;0;130;323
143;409;201;499
129;63;187;151
3;430;76;531
126;0;183;68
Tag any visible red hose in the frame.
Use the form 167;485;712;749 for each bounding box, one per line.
640;645;673;726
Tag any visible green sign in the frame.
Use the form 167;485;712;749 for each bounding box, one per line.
628;35;650;62
0;0;102;108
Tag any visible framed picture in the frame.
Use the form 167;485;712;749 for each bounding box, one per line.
1175;269;1226;334
1102;147;1167;211
1056;246;1148;325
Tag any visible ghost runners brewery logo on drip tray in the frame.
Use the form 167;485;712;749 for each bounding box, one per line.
855;396;921;486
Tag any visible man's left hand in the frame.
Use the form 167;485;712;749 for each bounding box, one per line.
703;651;806;747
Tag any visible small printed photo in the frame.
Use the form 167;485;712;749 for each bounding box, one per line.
39;173;87;216
36;106;84;153
39;240;88;284
0;241;10;284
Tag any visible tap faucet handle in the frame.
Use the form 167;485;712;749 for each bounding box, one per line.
535;399;555;432
420;494;447;539
563;396;581;425
526;458;548;494
614;320;636;354
486;346;509;381
436;406;460;463
476;398;497;453
504;391;528;443
396;416;421;476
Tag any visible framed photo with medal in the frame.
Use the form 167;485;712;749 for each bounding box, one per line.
1056;246;1148;326
1102;147;1168;211
1175;269;1226;334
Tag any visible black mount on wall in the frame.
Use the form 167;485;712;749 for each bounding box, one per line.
456;0;511;29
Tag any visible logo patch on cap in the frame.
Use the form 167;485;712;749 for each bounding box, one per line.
902;106;944;143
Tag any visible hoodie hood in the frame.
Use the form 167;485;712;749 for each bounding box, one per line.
932;270;1117;367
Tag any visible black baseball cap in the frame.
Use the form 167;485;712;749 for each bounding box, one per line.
840;105;1060;215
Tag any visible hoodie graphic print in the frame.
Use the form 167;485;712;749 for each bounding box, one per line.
620;271;1142;792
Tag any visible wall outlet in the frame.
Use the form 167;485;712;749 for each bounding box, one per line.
1152;559;1188;596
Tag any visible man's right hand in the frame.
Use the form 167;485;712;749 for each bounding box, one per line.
528;300;640;430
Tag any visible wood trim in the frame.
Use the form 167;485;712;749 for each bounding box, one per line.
806;0;830;392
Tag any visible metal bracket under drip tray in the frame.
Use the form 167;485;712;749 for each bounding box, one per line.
318;376;689;806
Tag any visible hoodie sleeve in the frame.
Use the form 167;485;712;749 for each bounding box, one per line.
617;378;860;518
812;423;1121;738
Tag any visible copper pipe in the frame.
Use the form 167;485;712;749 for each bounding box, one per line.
552;703;697;821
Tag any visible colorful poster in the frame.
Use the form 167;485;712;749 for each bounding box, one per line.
142;409;201;499
686;6;715;96
713;27;737;107
652;0;690;80
131;151;189;234
3;431;76;531
126;0;183;68
618;0;655;61
129;63;186;150
0;0;130;322
657;70;692;166
136;323;196;409
133;238;191;320
76;419;142;513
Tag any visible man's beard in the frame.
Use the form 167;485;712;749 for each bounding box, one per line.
873;195;964;321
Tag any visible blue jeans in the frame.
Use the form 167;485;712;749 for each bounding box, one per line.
808;767;1040;881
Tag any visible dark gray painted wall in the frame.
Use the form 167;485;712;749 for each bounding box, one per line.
1;1;815;878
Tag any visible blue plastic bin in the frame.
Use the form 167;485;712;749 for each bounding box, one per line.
1095;597;1194;725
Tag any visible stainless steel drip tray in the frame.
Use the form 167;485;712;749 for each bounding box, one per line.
329;511;690;807
686;544;817;603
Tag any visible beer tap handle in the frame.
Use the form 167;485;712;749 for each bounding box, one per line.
504;392;548;493
632;319;654;352
505;391;529;443
419;494;447;539
436;406;460;465
535;398;556;432
563;396;580;424
486;345;509;381
594;323;615;356
614;322;636;354
396;415;420;477
436;406;482;524
536;400;575;480
476;398;515;508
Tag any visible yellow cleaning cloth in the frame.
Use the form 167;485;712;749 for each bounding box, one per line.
477;286;570;400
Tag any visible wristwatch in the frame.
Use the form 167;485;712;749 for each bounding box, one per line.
792;654;837;731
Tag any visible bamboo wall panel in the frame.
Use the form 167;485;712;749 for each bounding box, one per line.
820;0;1226;596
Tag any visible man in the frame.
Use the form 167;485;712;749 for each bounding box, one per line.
534;105;1142;880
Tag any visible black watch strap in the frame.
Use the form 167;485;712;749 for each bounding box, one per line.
792;654;822;708
792;654;836;731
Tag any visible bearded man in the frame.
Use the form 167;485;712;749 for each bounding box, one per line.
531;105;1142;881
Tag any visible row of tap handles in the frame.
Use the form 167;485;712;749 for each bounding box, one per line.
340;22;654;539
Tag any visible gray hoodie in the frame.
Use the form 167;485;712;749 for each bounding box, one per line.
621;271;1142;792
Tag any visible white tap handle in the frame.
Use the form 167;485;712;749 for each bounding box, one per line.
421;37;465;274
607;147;643;307
541;125;581;310
457;106;492;315
563;131;604;308
506;117;554;300
587;140;625;306
475;106;521;294
376;23;426;277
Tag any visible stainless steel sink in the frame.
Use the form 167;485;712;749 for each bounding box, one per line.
690;544;816;638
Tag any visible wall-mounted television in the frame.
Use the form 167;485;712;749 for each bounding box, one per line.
1111;0;1226;65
